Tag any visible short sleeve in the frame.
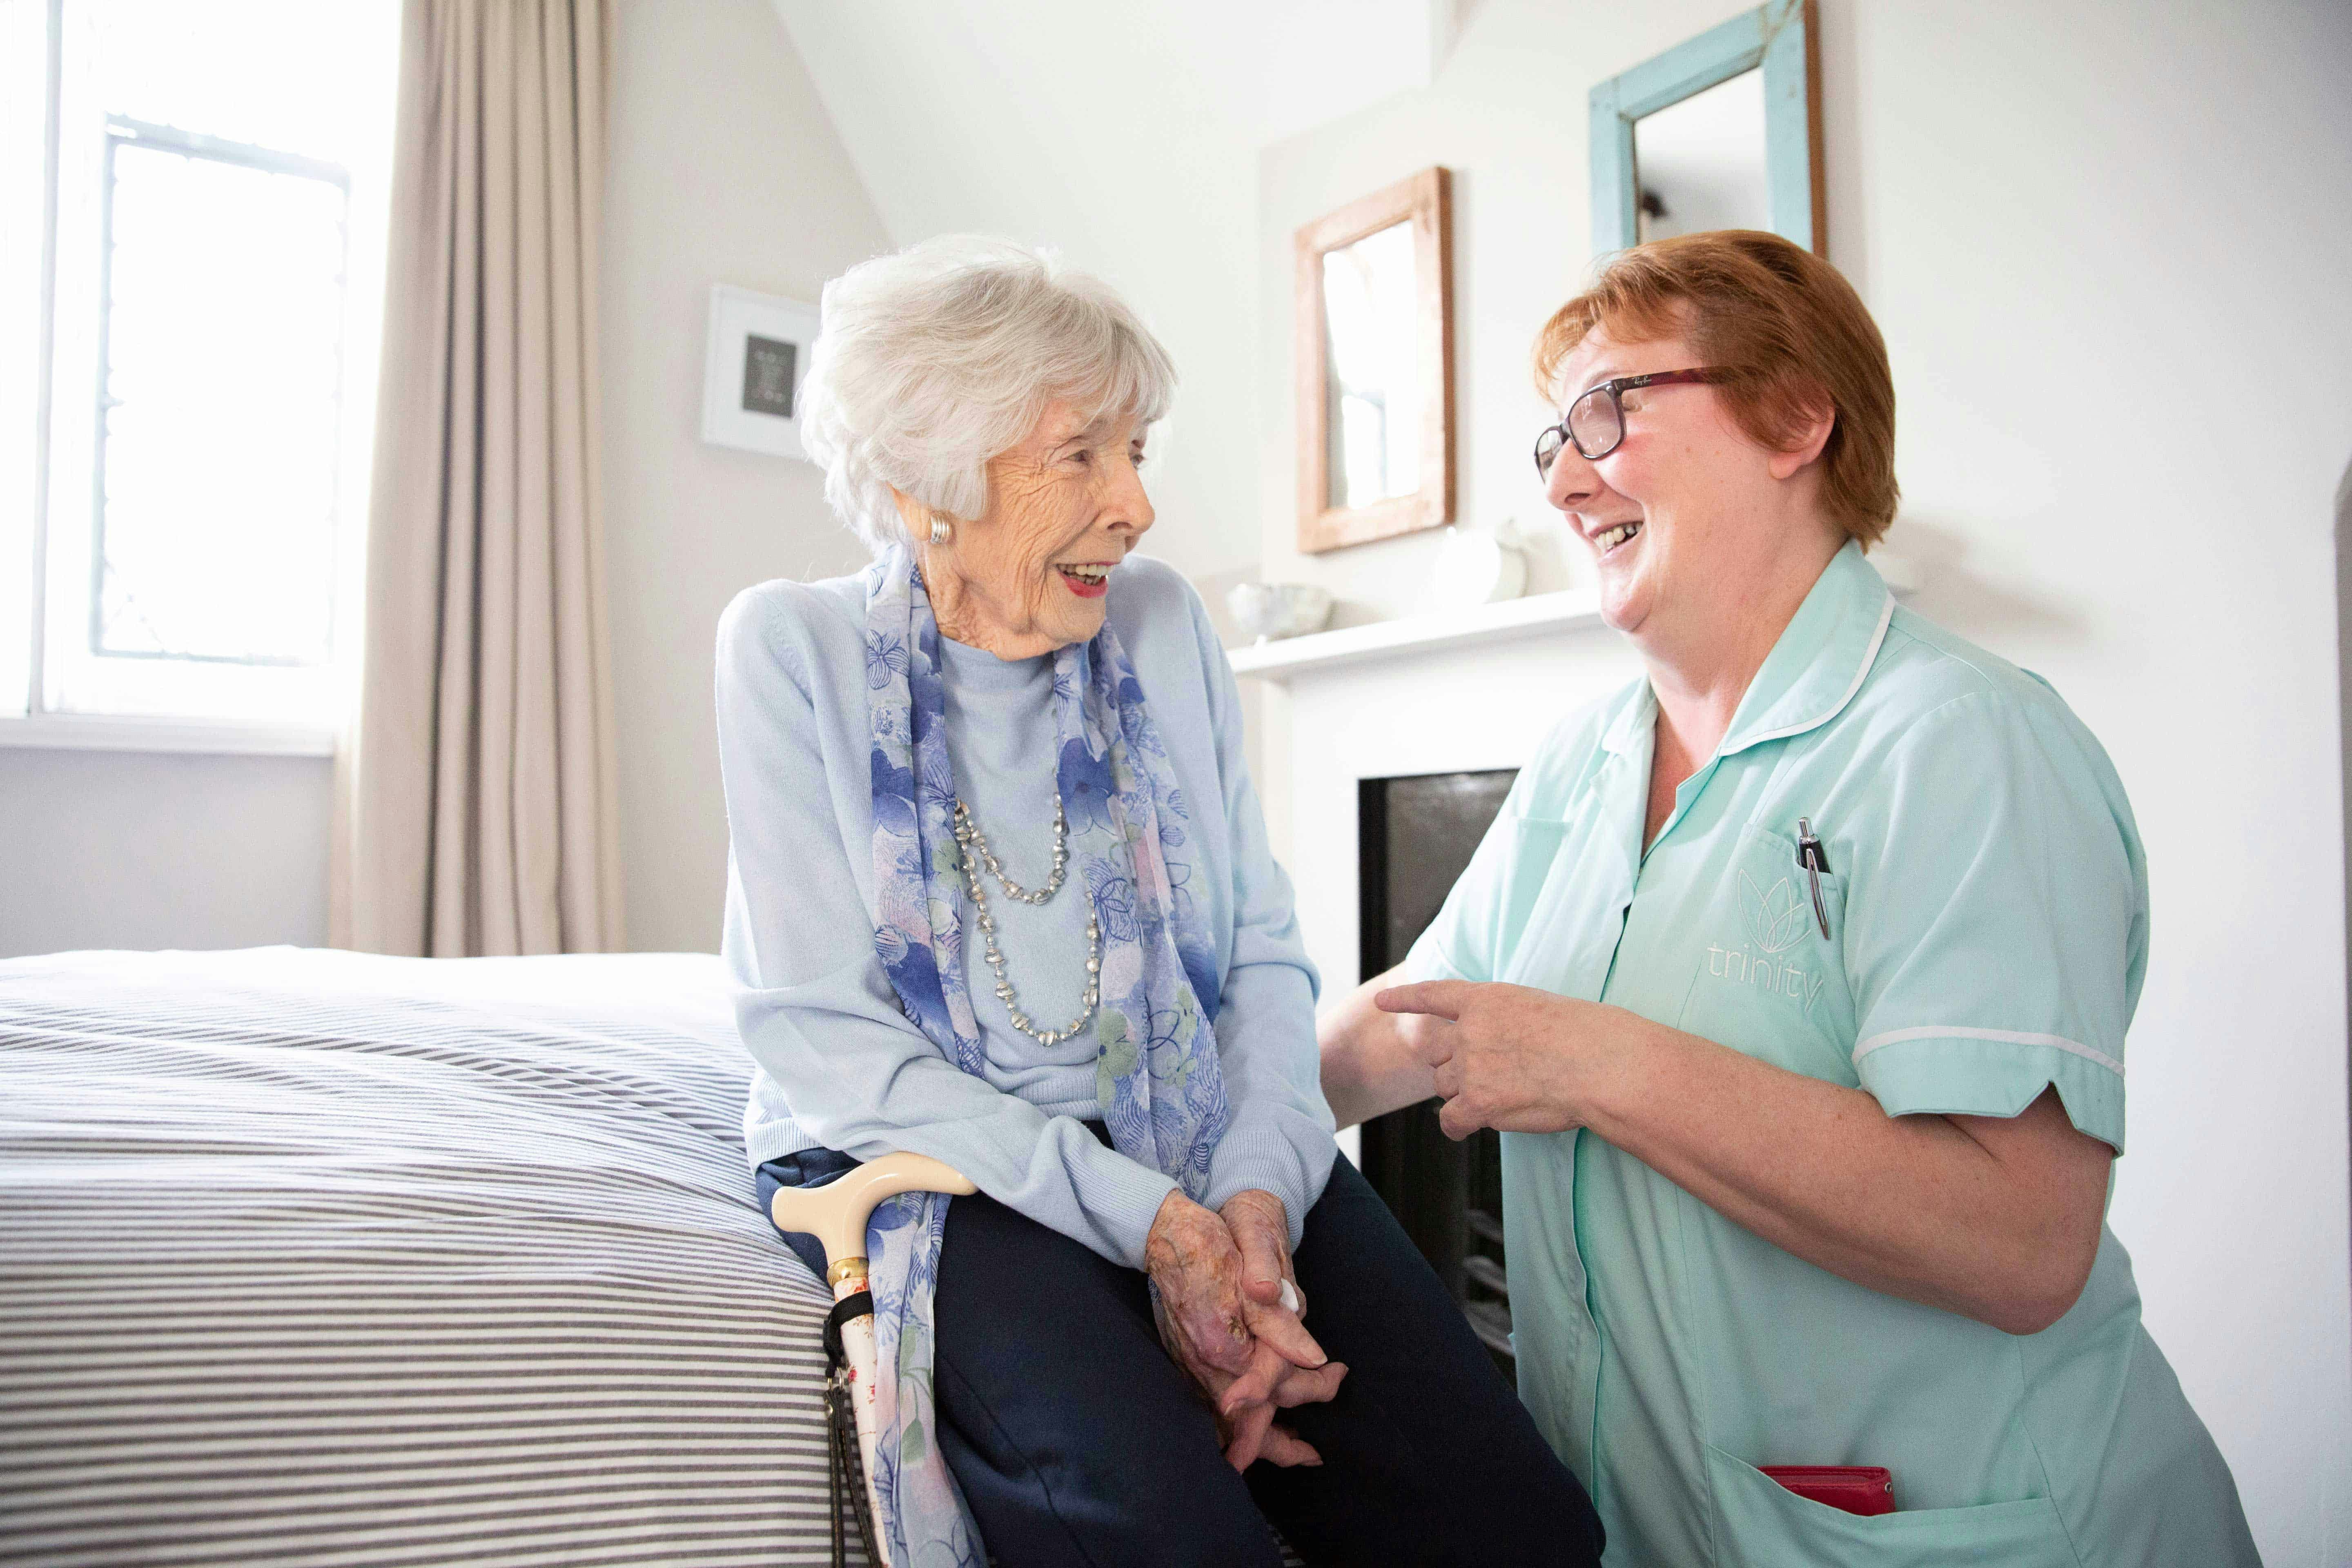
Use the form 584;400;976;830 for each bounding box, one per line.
1842;688;2146;1152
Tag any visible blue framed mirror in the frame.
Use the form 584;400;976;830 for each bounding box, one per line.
1588;0;1823;256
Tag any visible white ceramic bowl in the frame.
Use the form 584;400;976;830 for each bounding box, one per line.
1226;581;1334;643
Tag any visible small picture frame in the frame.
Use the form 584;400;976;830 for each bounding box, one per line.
701;283;822;460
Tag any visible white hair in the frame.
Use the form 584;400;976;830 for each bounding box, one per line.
797;236;1179;557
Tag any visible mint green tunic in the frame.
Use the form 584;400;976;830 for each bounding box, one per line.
1405;542;2256;1566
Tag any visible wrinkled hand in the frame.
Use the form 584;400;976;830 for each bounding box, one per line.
1143;1190;1343;1470
1376;979;1637;1140
1217;1190;1347;1466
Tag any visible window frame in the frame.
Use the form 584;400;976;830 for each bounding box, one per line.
1;0;391;757
0;0;57;736
87;114;353;673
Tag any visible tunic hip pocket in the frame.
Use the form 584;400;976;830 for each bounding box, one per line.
1703;1444;2077;1568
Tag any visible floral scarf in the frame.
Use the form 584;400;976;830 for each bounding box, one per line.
861;548;1229;1565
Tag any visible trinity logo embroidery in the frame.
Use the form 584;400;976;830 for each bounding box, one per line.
1706;869;1828;1013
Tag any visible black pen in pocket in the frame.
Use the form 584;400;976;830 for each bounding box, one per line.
1796;817;1832;939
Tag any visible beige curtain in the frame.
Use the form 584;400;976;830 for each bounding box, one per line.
332;0;624;957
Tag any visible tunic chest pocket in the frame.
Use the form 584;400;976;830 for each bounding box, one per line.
1675;821;1856;1081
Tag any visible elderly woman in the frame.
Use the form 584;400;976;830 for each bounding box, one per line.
1321;229;2257;1566
715;236;1599;1568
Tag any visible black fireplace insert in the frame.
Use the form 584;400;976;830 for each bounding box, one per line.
1355;768;1517;1372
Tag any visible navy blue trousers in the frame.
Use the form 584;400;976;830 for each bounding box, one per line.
760;1136;1601;1568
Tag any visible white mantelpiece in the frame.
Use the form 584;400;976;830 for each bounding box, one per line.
1226;588;1607;683
1227;555;1923;686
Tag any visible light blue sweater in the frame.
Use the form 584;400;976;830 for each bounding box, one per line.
714;554;1334;1269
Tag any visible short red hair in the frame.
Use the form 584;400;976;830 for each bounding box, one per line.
1532;230;1898;546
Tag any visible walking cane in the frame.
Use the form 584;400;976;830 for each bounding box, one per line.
771;1153;978;1568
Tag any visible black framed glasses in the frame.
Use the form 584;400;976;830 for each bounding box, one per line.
1533;368;1727;474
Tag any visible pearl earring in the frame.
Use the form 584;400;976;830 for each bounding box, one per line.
929;513;952;546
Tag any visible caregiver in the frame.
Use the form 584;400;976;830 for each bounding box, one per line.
718;236;1597;1568
1319;229;2257;1566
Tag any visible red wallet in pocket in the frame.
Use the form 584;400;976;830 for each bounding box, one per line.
1759;1466;1895;1517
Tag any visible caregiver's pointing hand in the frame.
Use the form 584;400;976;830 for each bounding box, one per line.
1376;980;1647;1140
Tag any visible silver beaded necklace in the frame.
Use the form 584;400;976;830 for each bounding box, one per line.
951;796;1101;1047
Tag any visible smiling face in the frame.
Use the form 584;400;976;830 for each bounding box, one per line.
905;398;1156;659
1543;320;1839;660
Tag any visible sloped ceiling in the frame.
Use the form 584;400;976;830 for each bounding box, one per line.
766;0;1468;584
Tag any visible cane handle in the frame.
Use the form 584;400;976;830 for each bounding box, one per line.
769;1152;979;1272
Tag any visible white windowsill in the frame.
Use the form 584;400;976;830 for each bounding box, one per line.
0;711;338;757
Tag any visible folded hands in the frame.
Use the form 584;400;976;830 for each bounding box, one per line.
1143;1187;1346;1470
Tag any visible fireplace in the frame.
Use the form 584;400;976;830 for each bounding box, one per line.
1356;768;1517;1371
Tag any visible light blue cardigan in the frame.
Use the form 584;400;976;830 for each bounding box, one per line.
714;554;1334;1268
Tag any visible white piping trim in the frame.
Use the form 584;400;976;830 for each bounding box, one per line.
1738;593;1895;748
1852;1025;2125;1078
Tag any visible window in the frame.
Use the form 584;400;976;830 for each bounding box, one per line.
3;0;399;749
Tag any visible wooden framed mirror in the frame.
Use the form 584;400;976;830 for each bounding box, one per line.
1293;166;1454;555
1588;0;1823;257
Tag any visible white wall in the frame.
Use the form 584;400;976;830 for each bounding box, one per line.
766;2;1253;603
0;748;330;958
1251;1;2352;1559
766;1;1464;608
600;0;892;953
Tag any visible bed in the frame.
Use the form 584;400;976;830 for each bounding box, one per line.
0;946;849;1566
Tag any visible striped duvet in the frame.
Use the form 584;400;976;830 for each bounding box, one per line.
0;947;850;1566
